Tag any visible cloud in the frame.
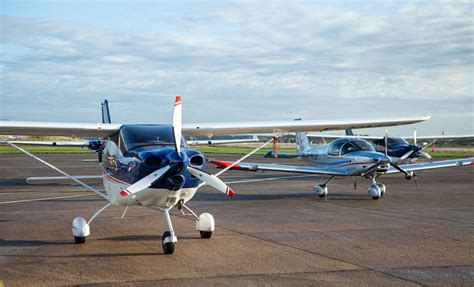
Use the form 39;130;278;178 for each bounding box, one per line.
0;1;472;134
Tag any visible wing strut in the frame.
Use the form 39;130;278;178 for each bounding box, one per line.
0;140;109;201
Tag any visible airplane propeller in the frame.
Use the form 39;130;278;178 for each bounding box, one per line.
120;166;171;197
120;96;235;198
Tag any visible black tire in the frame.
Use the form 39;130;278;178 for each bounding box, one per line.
200;231;212;239
162;231;175;254
74;236;86;244
372;196;380;200
318;194;326;198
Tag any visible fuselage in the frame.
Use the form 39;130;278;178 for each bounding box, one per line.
298;138;390;176
100;124;205;207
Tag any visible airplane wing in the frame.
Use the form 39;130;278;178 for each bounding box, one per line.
0;116;429;138
403;134;474;140
209;159;348;176
385;157;473;174
307;134;383;140
187;135;259;145
0;121;121;137
5;140;90;147
181;116;430;137
3;138;258;147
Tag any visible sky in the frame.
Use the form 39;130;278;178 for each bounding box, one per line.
0;0;473;136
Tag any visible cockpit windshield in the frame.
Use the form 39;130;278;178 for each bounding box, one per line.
120;125;185;151
340;140;374;155
328;138;374;156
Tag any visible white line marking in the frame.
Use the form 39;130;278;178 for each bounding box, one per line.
0;194;95;205
226;174;314;184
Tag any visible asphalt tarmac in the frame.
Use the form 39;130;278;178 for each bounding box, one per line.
0;153;473;286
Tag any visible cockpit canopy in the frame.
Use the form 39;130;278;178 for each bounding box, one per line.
119;125;187;152
328;138;375;156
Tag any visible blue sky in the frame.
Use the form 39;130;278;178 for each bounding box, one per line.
1;0;472;136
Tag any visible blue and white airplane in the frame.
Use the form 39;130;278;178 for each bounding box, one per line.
212;132;473;199
0;98;433;254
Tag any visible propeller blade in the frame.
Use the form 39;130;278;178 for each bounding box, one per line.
120;166;171;197
400;150;414;160
172;95;183;154
413;128;417;145
188;166;235;197
384;129;388;156
420;151;432;160
421;139;437;151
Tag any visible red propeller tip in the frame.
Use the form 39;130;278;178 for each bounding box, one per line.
120;190;130;197
226;187;235;198
175;96;182;105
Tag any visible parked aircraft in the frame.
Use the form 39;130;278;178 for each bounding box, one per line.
306;129;474;163
211;132;473;199
0;98;431;254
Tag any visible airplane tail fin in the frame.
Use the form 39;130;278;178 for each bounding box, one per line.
295;132;311;152
345;129;354;136
101;99;111;124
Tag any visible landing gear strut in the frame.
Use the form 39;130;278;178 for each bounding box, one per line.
162;208;178;254
181;204;215;239
72;202;112;244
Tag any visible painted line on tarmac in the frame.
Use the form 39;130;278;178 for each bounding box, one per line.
0;194;94;205
226;174;314;184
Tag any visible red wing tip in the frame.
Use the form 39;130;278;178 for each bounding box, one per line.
210;160;241;169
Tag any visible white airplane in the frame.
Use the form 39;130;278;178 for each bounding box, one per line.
0;97;431;254
211;131;473;199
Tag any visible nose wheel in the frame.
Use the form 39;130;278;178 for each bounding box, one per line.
368;178;386;200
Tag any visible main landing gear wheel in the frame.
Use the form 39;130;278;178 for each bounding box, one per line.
162;231;175;255
196;213;215;239
72;217;89;244
314;185;328;198
200;231;212;239
74;236;86;244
